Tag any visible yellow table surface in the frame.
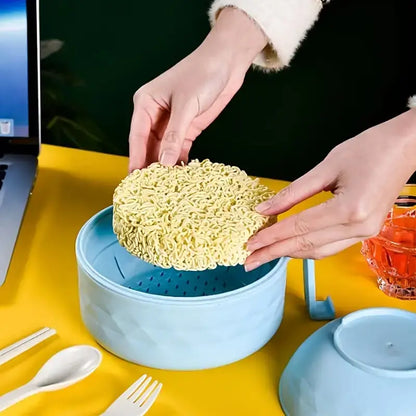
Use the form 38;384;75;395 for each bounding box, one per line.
1;144;416;416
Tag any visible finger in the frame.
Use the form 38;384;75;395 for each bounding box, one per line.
255;162;334;215
159;100;198;166
296;237;362;259
245;237;361;271
245;224;365;270
247;198;341;252
178;139;193;164
128;103;152;172
145;131;163;167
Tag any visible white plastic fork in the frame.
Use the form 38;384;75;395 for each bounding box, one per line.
100;374;162;416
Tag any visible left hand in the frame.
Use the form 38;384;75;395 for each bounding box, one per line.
244;109;416;271
128;7;267;171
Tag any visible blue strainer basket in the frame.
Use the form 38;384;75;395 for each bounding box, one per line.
93;239;277;297
76;206;335;370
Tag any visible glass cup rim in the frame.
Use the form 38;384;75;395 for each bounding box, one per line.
397;183;416;195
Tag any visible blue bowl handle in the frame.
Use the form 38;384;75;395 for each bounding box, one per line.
303;259;335;320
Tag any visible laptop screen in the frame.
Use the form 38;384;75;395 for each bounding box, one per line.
0;0;39;153
0;0;29;138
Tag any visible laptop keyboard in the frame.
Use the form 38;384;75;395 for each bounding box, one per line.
0;164;7;191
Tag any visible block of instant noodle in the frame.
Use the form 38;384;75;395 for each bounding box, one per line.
113;159;275;271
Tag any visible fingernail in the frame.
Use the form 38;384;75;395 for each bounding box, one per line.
256;200;271;213
244;261;260;272
160;151;177;166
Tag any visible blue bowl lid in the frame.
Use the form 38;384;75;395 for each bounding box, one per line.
333;308;416;378
279;308;416;416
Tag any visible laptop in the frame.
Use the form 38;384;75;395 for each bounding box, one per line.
0;0;40;285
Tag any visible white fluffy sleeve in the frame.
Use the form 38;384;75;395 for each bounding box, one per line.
209;0;323;70
408;96;416;109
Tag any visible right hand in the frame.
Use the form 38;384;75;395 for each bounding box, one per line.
128;7;267;171
245;108;416;268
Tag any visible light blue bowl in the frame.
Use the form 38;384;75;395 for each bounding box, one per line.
76;206;334;370
279;307;416;416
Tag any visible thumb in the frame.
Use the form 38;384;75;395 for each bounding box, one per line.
159;99;198;166
256;162;333;215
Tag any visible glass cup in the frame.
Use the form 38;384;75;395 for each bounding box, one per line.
361;184;416;299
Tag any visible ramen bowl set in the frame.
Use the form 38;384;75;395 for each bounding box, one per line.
76;206;334;371
76;205;416;415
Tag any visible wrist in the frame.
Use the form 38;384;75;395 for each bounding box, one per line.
391;109;416;171
202;7;268;73
398;108;416;150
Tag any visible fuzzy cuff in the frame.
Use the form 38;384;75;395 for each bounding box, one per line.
209;0;323;71
408;95;416;109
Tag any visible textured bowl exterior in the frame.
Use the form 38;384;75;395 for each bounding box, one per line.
78;264;286;370
76;207;289;370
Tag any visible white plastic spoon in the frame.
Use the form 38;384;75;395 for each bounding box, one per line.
0;345;102;412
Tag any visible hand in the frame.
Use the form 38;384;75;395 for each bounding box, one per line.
129;7;267;171
245;109;416;271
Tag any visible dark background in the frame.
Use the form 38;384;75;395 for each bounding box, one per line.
40;0;416;181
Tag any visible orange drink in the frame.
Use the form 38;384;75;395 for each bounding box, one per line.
361;185;416;299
